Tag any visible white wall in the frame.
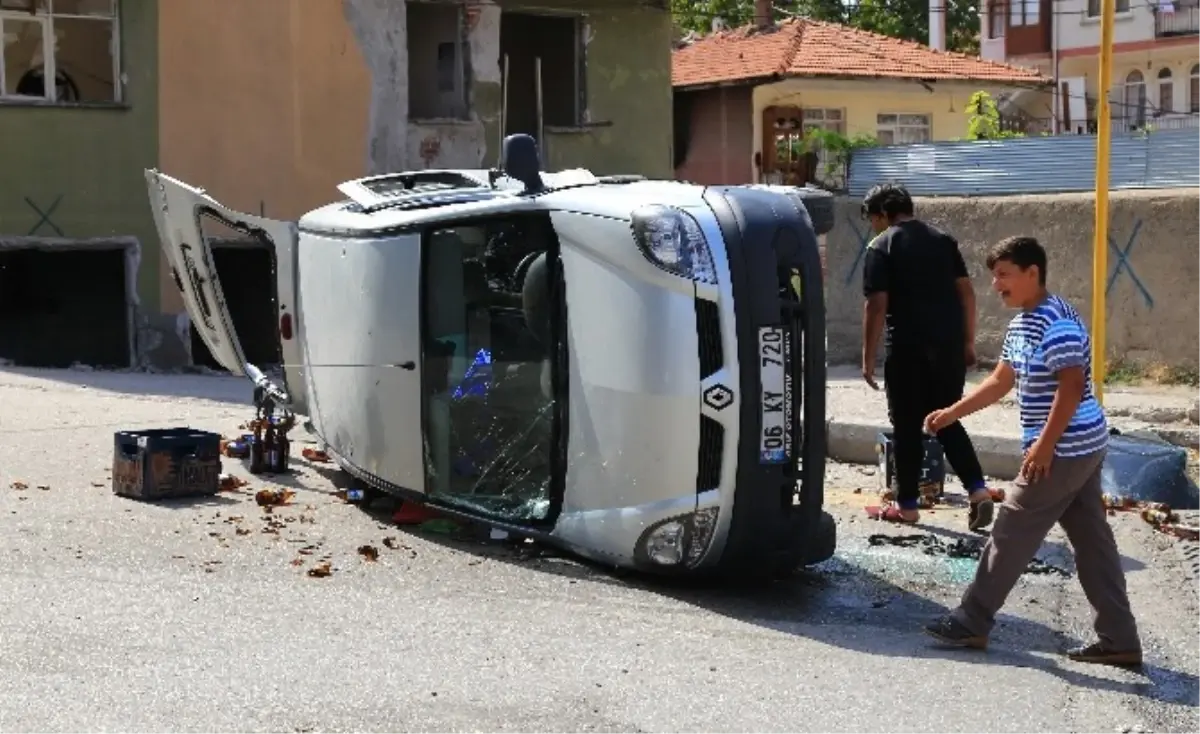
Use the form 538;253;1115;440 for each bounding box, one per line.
1057;0;1157;51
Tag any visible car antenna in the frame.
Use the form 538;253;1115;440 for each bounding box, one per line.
500;133;543;195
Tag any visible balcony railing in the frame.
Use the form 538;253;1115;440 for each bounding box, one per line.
1154;5;1199;36
1110;113;1200;133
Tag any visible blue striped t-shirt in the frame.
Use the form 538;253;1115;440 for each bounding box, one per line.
1001;294;1108;457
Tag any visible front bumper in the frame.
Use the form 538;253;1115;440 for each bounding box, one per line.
696;186;830;574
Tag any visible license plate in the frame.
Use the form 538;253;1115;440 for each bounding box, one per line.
758;325;793;464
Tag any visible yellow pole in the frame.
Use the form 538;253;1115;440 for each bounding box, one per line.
1091;0;1116;404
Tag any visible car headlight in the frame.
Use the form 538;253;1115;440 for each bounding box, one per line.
640;507;721;568
630;205;717;285
645;520;687;565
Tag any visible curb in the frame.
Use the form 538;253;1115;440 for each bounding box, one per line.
826;420;1024;482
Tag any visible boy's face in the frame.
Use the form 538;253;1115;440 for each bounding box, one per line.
866;212;888;234
990;259;1041;308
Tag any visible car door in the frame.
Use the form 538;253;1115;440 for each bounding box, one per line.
144;170;309;414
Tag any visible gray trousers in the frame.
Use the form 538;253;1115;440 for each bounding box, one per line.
952;449;1142;651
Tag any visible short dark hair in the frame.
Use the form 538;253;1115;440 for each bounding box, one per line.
861;183;915;220
986;236;1047;285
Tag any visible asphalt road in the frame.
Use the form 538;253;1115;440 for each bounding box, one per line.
0;368;1196;733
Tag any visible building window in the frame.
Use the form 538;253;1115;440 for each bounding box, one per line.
1120;70;1147;124
988;0;1006;37
876;113;932;145
1156;67;1174;114
1010;0;1039;26
1190;63;1199;113
407;2;468;120
1088;0;1131;16
0;0;120;104
499;12;585;139
801;108;845;186
801;108;845;135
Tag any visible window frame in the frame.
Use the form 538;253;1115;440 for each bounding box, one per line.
875;112;933;145
800;107;846;185
1189;63;1199;114
1087;0;1131;17
417;212;568;527
1010;0;1040;27
0;0;122;105
1121;70;1147;123
988;0;1007;37
406;1;469;121
499;10;588;133
1156;67;1174;114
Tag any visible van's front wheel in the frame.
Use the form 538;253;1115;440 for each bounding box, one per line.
768;510;837;579
802;510;837;565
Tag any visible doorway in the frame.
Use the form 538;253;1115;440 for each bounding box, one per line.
189;241;281;370
499;12;582;140
0;243;131;368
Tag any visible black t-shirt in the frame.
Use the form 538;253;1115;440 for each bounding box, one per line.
862;219;968;352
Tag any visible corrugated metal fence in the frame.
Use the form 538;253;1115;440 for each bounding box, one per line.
846;128;1199;197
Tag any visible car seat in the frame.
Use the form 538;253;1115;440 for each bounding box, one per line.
521;252;552;400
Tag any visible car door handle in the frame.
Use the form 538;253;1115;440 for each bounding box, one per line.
398;361;416;371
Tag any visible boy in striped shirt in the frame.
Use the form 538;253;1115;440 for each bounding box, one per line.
919;236;1142;666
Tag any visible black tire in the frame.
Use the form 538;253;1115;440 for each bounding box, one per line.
802;510;837;565
791;187;836;236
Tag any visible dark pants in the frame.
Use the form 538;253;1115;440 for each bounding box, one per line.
884;344;986;509
953;450;1141;651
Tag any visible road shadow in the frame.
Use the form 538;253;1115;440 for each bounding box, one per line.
0;366;253;404
363;502;1196;711
252;457;1195;710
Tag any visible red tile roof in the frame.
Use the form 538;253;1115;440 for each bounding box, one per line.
672;18;1050;88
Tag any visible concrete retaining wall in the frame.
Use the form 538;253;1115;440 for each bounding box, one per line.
823;188;1200;369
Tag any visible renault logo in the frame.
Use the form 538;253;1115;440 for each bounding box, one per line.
703;384;734;411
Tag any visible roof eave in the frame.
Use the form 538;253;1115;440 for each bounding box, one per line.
763;71;1054;87
672;70;1052;91
672;74;782;91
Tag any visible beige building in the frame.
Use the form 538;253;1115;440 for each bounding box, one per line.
672;17;1049;187
980;0;1199;132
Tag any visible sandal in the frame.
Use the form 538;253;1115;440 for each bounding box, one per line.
865;503;920;524
968;497;995;531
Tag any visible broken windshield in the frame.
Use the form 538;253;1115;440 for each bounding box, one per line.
420;216;559;522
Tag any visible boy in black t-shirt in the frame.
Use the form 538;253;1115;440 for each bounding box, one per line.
860;183;993;528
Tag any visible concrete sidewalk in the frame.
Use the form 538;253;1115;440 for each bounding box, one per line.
825;364;1199;480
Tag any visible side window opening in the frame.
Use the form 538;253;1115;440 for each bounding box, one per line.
421;215;563;523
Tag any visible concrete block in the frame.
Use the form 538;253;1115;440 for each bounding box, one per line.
826;420;1024;481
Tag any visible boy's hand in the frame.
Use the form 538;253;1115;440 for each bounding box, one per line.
924;408;955;434
1020;439;1054;482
